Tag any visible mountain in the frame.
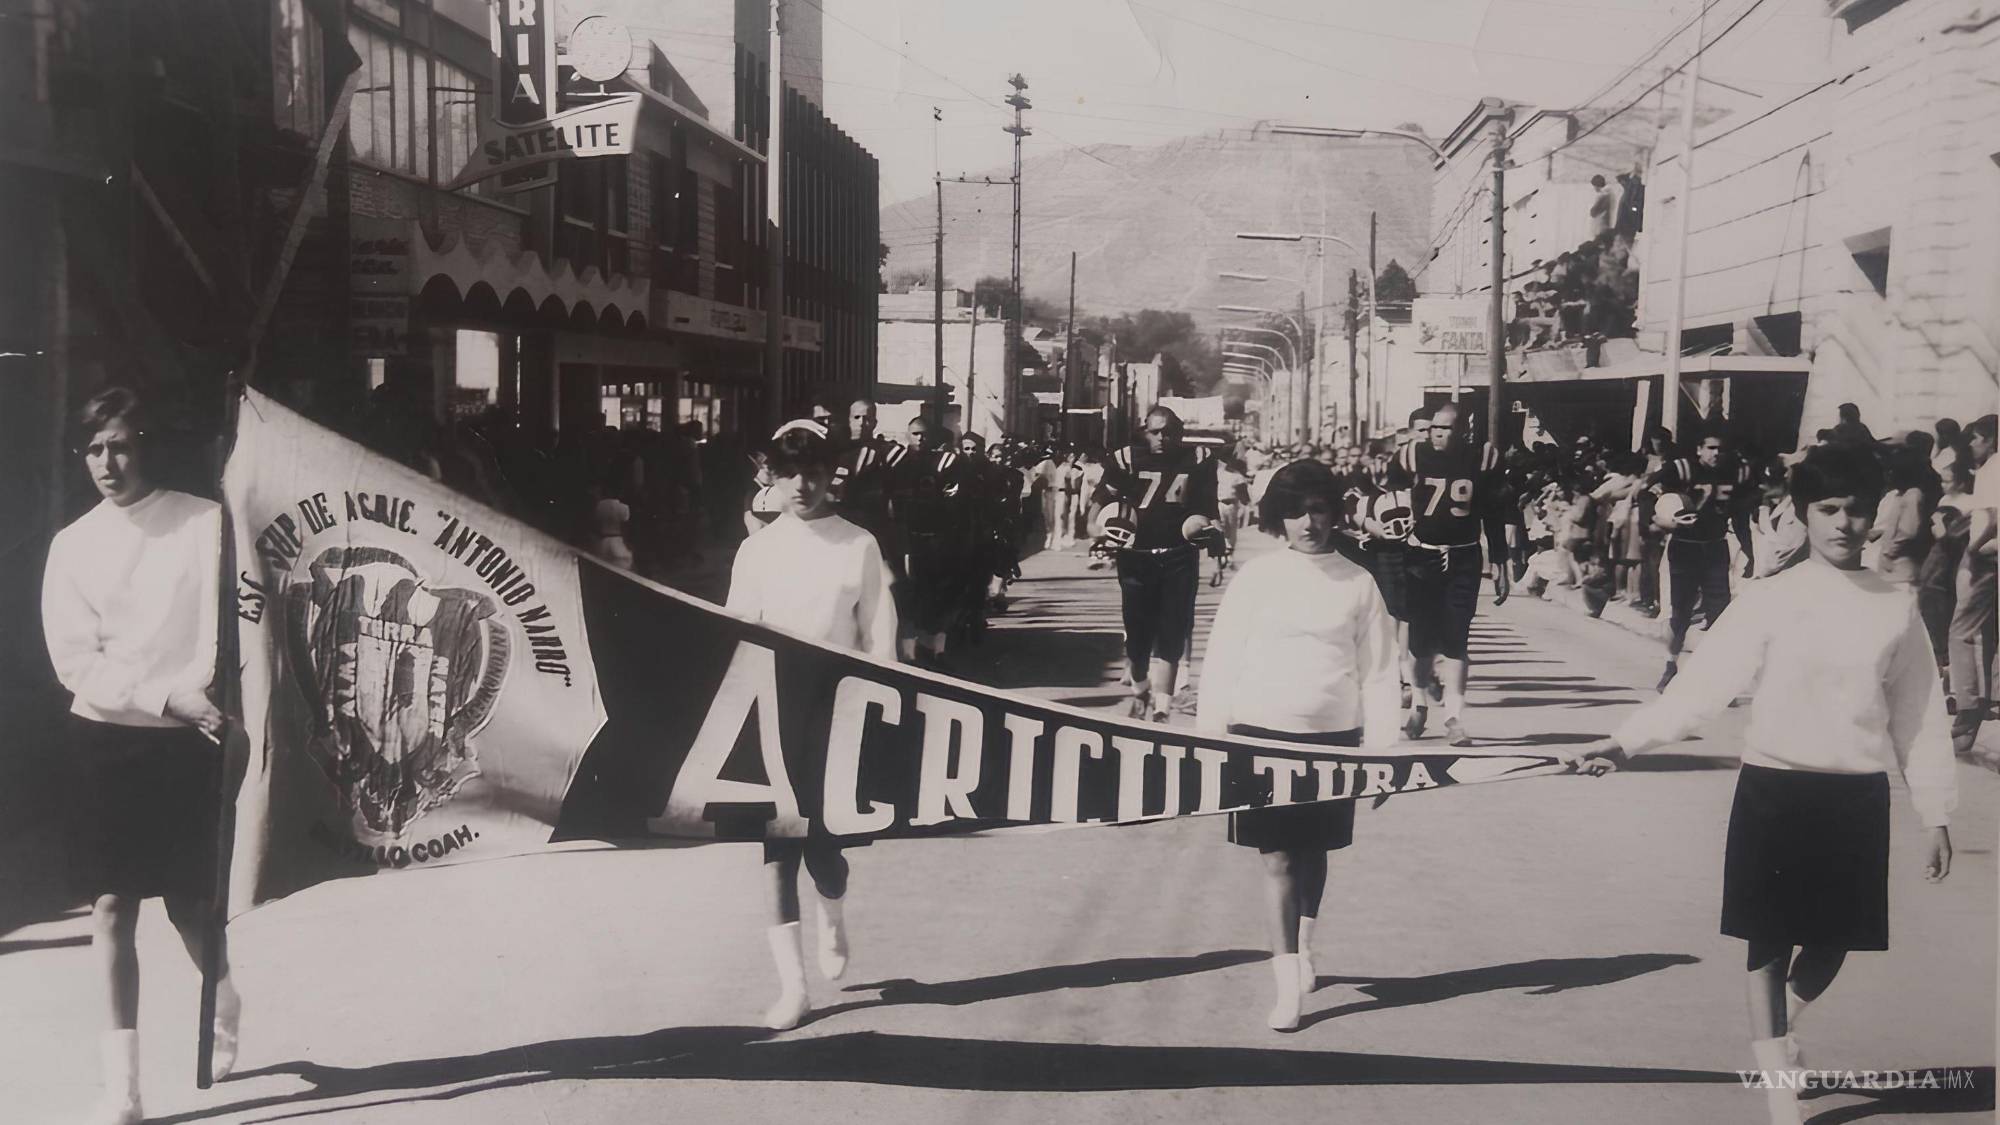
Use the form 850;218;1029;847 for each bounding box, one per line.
880;129;1436;331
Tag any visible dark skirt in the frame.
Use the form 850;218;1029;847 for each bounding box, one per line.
1227;726;1360;854
69;717;223;901
1365;542;1408;621
1721;764;1890;950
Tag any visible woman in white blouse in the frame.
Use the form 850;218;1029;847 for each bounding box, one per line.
1198;460;1401;1031
726;421;899;1031
1574;445;1956;1125
41;388;239;1124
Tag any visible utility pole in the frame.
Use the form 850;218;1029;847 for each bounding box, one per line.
763;0;786;432
1061;250;1076;443
934;174;946;423
1662;5;1707;442
1485;99;1512;450
1004;74;1031;436
1298;289;1312;444
966;297;979;436
1366;210;1377;437
1346;269;1360;441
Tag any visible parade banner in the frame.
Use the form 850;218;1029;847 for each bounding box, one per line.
223;391;1564;917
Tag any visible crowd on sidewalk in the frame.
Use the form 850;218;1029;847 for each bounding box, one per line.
1233;403;1999;754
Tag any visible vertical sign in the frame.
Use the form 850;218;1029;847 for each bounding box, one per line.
447;1;642;193
494;0;558;194
349;217;412;356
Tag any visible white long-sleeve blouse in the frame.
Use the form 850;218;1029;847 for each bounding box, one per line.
1196;547;1401;748
41;488;221;729
726;510;898;660
1611;555;1958;827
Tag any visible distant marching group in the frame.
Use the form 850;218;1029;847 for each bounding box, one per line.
39;378;1994;1124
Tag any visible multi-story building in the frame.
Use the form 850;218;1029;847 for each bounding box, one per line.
1423;0;1998;453
2;0;880;539
1635;0;1998;446
875;286;1010;438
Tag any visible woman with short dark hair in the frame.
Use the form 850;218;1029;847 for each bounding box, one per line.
725;419;898;1030
42;386;239;1124
1198;460;1400;1031
1574;444;1957;1125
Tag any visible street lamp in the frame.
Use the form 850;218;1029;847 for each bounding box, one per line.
1271;99;1513;447
1271;124;1448;168
1234;231;1375;442
1220;325;1299;370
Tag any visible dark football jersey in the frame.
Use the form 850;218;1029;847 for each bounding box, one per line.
1657;455;1751;540
1398;440;1501;546
890;446;966;536
1097;444;1221;549
832;436;896;530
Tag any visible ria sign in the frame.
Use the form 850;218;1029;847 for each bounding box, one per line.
446;0;641;194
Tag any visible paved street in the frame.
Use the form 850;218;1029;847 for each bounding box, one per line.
5;530;1994;1125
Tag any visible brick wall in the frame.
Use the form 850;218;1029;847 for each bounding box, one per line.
345;166;526;257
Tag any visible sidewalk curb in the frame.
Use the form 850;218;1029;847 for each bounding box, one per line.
1530;578;2000;773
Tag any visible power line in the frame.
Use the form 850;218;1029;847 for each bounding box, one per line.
1120;0;1475;107
1516;0;1771;172
1184;0;1682;70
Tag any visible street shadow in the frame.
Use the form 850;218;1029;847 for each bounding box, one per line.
1474;732;1609;747
1051;692;1141;709
1480;696;1643;709
954;625;1125;691
1300;953;1699;1030
174;1027;1741;1124
0;935;88;955
1801;1068;1995;1123
814;950;1266;1021
1475;681;1631;694
1619;752;1735;772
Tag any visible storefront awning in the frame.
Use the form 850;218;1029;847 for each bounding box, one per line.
412;228;652;331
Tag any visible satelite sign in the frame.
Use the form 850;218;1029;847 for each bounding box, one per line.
1412;297;1490;356
446;1;641;194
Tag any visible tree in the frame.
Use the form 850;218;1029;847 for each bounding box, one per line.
877;241;891;294
973;276;1013;317
1376;259;1417;305
888;266;935;293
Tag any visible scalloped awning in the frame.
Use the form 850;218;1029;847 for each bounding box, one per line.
410;228;652;331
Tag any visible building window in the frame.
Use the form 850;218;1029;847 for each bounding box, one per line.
434;57;486;193
272;0;324;137
606;156;630;234
354;0;401;28
347;19;425;176
1846;228;1891;298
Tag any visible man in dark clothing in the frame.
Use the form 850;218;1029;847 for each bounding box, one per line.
1093;406;1224;722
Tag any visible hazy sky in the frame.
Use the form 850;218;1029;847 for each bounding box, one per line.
812;0;1824;204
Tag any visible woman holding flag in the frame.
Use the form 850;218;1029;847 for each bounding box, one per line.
1198;459;1401;1031
726;419;899;1030
1571;444;1957;1125
42;387;239;1124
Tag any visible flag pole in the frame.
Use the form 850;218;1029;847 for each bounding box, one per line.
196;7;362;1080
195;377;244;1090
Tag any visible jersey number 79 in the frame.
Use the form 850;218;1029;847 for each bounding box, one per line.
1419;476;1474;518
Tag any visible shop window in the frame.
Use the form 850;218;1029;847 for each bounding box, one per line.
453;329;501;416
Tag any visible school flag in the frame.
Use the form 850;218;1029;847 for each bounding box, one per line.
223;390;1566;917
